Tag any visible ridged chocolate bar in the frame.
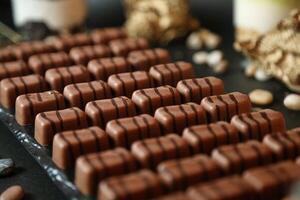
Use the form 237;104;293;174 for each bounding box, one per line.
90;27;127;44
109;38;149;56
0;61;30;80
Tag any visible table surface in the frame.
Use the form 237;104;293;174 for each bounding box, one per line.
0;0;299;199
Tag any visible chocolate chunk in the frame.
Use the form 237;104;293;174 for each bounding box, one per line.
52;126;110;169
243;161;300;200
75;148;137;195
108;71;153;97
85;96;136;128
176;77;224;103
182;121;241;154
109;38;149;56
98;170;164;200
34;107;87;145
231;109;286;141
131;134;190;169
127;48;171;71
201;92;252;122
69;45;111;65
45;65;90;92
0;61;30;81
158;155;222;191
132;85;181;114
212;140;274;174
154;192;192;200
187;175;256;200
154;103;207;134
106;114;161;148
87;57;132;81
149;62;195;86
91;27;127;44
28;51;73;75
63;80;112;109
0;74;48;109
15;90;65;125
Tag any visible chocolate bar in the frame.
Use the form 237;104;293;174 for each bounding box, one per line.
0;47;18;62
109;38;149;56
0;61;30;80
90;27;127;44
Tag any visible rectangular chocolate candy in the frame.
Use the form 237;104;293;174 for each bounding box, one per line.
34;107;87;145
52;126;110;169
176;77;224;103
231;109;286;141
0;74;48;109
201;92;252;122
87;57;132;81
63;80;112;109
85;96;136;128
45;65;90;92
132;85;181;114
98;170;164;200
106;114;161;148
212;140;274;174
109;38;149;56
154;103;207;134
108;71;153;97
69;45;111;65
131;134;190;168
90;27;127;44
28;51;73;75
75;148;137;195
243;161;300;200
0;47;18;62
127;48;171;71
15;90;65;125
182;121;241;154
149;61;195;86
157;155;222;191
0;61;30;80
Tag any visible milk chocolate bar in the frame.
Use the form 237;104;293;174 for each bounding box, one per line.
0;61;30;80
0;74;48;109
149;62;195;86
109;38;149;56
88;57;132;81
52;126;110;169
15;90;65;125
0;47;18;62
107;71;153;97
91;27;127;44
201;92;252;122
127;48;171;71
75;148;137;195
45;65;90;92
231;109;286;141
176;77;224;103
158;155;222;191
106;114;161;148
154;103;207;134
131;134;190;169
63;80;112;109
34;107;87;145
85;96;136;128
69;45;111;65
132;85;181;114
182;121;241;154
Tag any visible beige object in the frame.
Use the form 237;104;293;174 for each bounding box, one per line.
186;29;221;50
249;89;274;105
0;185;24;200
284;94;300;111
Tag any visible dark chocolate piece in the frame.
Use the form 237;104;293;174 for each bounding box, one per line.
231;109;286;141
158;155;222;191
52;126;110;169
15;90;65;125
132;85;181;115
91;27;127;44
109;38;149;56
63;80;112;109
176;77;224;103
75;148;137;195
0;61;30;80
85;96;136;128
149;62;195;86
107;71;153;97
201;92;252;122
106;114;161;148
127;48;171;71
131;134;190;169
34;107;87;145
0;74;48;109
45;65;90;92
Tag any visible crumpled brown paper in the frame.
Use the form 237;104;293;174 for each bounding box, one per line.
235;9;300;93
123;0;199;44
